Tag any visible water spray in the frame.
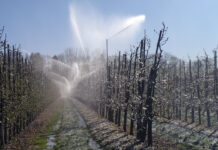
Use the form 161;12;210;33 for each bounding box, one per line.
43;55;101;99
106;14;146;66
109;15;146;39
69;5;85;51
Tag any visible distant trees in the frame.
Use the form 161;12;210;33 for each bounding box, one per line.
0;29;57;147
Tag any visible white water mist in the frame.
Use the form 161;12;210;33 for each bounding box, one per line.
69;2;146;55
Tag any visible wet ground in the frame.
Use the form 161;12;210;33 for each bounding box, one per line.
47;120;61;149
53;99;101;150
153;120;218;150
73;99;149;150
74;99;218;150
5;98;217;150
2;100;62;150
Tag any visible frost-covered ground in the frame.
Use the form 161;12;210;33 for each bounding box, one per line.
74;98;218;150
74;99;158;150
153;119;218;150
54;99;100;150
7;97;217;150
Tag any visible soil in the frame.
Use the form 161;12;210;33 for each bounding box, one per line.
2;100;61;150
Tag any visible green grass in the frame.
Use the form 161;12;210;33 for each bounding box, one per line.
30;104;63;150
31;135;48;150
177;143;202;150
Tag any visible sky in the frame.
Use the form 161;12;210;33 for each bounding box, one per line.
1;0;218;59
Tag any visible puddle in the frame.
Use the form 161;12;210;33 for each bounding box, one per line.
89;138;102;150
76;112;87;128
54;120;61;130
76;111;102;150
47;120;61;149
47;135;56;149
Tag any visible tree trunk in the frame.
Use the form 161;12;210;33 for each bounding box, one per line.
145;29;164;146
137;40;146;141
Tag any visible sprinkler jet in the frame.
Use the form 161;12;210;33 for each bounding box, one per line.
106;14;145;66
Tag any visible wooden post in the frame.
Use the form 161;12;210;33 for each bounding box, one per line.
189;60;195;123
205;54;211;127
179;60;182;120
197;58;202;125
214;51;218;121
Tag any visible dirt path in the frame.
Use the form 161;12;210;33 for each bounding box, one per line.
54;98;100;150
6;97;214;150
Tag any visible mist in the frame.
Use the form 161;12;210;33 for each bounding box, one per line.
69;2;146;56
38;52;102;100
